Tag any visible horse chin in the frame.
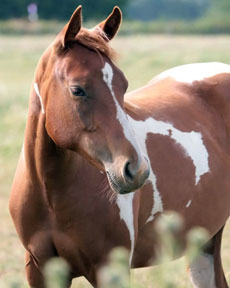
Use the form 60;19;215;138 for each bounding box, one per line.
106;170;138;195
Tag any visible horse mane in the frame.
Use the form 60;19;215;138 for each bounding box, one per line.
124;98;142;117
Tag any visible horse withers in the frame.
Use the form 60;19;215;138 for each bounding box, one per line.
10;5;230;288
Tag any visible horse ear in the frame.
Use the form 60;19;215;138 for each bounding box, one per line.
62;5;82;47
98;6;122;41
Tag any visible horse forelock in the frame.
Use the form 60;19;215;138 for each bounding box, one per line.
55;27;117;61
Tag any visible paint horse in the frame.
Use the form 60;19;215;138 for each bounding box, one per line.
9;6;230;288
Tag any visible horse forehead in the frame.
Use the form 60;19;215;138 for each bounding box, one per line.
56;59;98;83
66;54;99;71
56;49;97;75
57;47;122;85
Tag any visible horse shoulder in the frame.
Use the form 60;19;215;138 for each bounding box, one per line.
9;147;51;250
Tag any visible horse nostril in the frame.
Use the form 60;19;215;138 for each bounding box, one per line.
124;161;135;182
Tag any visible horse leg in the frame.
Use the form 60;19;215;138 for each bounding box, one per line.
25;251;73;288
25;251;45;288
188;225;228;288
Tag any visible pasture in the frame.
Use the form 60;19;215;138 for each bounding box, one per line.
1;33;230;287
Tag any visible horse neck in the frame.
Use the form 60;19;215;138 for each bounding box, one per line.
24;85;70;188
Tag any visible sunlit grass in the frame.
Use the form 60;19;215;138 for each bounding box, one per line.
1;34;230;287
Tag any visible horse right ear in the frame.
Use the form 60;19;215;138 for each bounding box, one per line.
98;6;122;41
60;5;82;48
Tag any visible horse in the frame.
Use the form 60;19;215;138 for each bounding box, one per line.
9;5;230;288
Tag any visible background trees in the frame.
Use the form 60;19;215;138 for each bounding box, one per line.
126;0;210;21
0;0;230;24
0;0;129;20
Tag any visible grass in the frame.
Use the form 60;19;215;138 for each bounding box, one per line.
2;16;230;35
1;33;230;287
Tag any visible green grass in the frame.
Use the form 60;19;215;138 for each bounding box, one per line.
2;16;230;35
1;34;230;287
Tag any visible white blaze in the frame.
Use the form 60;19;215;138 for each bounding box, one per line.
101;62;141;158
34;82;45;114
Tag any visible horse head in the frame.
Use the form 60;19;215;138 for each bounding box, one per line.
34;6;150;194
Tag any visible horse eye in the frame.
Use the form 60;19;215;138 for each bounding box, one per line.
70;86;87;97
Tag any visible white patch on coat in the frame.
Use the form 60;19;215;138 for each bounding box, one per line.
34;82;45;114
152;62;230;85
171;129;209;185
101;63;141;161
188;253;217;288
127;116;210;222
127;116;163;223
116;193;135;266
186;200;192;208
130;117;209;185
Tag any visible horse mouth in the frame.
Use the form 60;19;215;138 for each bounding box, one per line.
106;171;137;194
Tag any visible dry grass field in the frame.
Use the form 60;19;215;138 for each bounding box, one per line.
1;34;230;287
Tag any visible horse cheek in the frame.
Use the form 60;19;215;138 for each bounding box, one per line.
45;107;81;150
77;103;94;132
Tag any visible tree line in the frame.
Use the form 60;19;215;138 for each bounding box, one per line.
0;0;129;20
0;0;229;21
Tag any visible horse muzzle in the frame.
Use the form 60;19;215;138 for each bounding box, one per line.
106;156;150;194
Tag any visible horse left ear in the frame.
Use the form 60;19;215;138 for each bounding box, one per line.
62;5;82;47
98;6;122;41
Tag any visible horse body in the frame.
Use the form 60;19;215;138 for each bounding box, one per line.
9;6;230;288
127;64;230;267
